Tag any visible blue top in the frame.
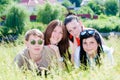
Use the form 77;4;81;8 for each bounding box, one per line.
74;45;114;68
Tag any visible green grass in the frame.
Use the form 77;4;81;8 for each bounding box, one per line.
0;36;120;80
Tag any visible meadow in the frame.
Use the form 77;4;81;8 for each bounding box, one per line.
0;35;120;80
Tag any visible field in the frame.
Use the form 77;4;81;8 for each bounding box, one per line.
0;35;120;80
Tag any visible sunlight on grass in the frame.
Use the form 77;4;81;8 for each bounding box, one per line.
0;36;120;80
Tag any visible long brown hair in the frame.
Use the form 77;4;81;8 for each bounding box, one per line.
44;20;70;59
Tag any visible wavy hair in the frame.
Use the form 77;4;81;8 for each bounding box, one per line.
44;20;70;59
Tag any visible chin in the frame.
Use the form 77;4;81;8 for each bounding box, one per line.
87;52;93;55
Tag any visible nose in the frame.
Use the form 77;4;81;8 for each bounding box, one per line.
56;31;62;37
86;44;92;50
54;32;59;38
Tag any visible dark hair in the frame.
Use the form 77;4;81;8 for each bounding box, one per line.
64;15;79;42
64;15;84;43
64;15;79;26
79;30;103;68
44;20;70;59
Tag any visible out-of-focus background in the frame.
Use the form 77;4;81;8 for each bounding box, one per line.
0;0;120;80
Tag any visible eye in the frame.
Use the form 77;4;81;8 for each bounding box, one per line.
30;40;36;45
59;31;63;34
73;26;77;30
83;42;87;45
90;41;94;44
38;40;43;45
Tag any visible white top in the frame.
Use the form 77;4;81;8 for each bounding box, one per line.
74;45;114;68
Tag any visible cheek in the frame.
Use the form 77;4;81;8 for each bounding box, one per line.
57;35;62;42
26;42;30;48
83;45;87;51
92;44;98;51
60;34;63;39
78;27;82;32
94;45;98;50
51;32;54;37
28;45;33;49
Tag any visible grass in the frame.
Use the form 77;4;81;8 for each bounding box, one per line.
0;36;120;80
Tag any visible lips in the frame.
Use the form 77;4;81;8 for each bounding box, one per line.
34;48;40;51
86;49;95;54
87;49;93;52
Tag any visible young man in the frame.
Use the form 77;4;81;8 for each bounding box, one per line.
14;29;63;74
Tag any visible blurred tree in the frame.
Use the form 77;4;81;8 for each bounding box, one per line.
13;0;20;2
5;4;29;35
37;2;65;24
105;0;118;16
87;0;105;15
69;0;82;7
62;0;73;8
0;0;11;16
75;6;94;14
118;0;120;17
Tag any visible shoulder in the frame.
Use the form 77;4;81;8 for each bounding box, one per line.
14;48;29;62
102;45;114;65
102;45;114;60
102;45;114;54
14;48;29;68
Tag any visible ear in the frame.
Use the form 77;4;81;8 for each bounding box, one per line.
25;40;28;46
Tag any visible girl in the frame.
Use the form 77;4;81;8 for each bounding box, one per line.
74;29;114;69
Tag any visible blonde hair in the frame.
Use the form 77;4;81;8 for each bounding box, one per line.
25;29;44;41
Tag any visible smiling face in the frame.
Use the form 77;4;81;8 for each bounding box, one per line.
82;37;99;57
66;20;82;38
26;35;44;55
50;26;63;45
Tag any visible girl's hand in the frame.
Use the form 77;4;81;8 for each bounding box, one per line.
48;45;61;59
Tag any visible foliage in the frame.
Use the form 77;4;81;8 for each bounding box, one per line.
83;16;120;32
69;0;82;7
0;0;11;16
23;22;47;35
13;0;20;2
104;0;118;16
0;26;9;36
98;14;108;19
37;2;66;24
62;0;73;8
75;6;94;16
5;4;29;35
87;0;105;15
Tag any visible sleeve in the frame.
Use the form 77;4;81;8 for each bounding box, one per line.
74;46;80;68
14;53;24;68
102;45;114;65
